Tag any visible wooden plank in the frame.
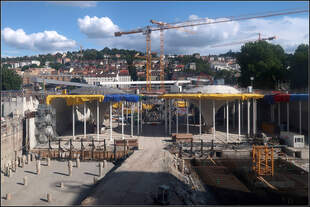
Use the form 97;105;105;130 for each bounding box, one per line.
257;176;279;191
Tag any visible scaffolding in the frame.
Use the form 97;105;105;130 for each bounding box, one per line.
252;145;274;176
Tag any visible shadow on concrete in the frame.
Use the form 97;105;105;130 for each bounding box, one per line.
53;171;69;176
24;170;37;175
40;198;48;202
84;172;98;177
74;170;204;205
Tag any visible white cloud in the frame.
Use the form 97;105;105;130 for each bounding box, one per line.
2;27;77;52
78;15;308;55
49;1;97;8
78;16;120;38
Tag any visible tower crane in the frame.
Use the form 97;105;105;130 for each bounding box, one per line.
150;20;195;91
211;33;277;48
114;8;308;92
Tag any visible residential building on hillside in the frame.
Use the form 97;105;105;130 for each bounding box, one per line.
186;62;196;71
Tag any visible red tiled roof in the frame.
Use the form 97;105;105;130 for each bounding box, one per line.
119;70;129;76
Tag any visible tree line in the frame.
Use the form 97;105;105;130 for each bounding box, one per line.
1;43;308;90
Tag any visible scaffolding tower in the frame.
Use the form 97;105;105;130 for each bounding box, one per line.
252;145;274;176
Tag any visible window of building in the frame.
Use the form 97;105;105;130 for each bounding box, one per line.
295;138;303;143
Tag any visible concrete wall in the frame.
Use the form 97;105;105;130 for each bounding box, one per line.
1;96;23;117
1;93;39;166
1;117;23;169
51;99;72;136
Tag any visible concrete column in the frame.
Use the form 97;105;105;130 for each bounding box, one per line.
253;99;256;137
93;176;98;184
278;102;281;126
68;160;72;176
186;100;189;134
23;176;28;186
233;101;236;129
22;155;26;166
110;102;113;141
60;182;64;189
140;101;143;134
165;99;168;135
47;193;52;202
137;102;139;135
121;102;124;139
199;99;202;135
76;158;80;168
8;167;12;177
299;101;302;134
97;100;99;141
84;102;86;138
226;100;229;143
99;162;103;177
224;104;226;127
247;99;250;136
36;160;41;175
27;154;30;164
176;102;179;134
238;99;241;141
131;104;133;137
213;100;215;140
169;99;171;135
6;193;11;200
72;105;75;139
271;104;275;122
12;160;16;172
241;101;243;131
287;102;289;132
47;157;50;166
126;102;128;120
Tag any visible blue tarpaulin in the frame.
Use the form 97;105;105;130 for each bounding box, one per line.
263;95;275;104
289;94;308;102
263;93;308;104
103;94;139;102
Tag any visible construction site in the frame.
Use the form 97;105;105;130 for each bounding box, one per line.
1;7;309;206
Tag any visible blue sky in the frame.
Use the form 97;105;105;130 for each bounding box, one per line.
1;1;309;57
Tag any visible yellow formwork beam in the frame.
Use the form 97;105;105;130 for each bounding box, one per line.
46;95;105;106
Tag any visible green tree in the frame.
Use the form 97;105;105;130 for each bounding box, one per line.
21;65;30;71
214;70;238;85
70;77;87;83
1;66;22;90
237;41;287;89
289;44;308;89
49;63;64;70
128;65;138;81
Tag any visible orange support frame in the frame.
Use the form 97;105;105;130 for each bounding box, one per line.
252;145;274;176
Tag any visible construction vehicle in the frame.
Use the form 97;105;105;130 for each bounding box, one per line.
114;8;308;92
